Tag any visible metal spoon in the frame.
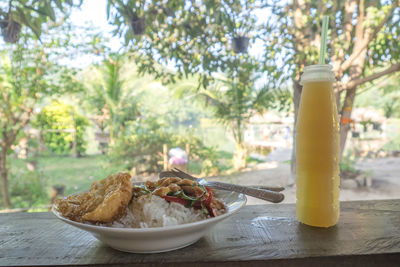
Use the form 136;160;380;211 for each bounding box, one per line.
159;168;285;203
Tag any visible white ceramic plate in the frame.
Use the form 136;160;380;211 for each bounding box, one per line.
52;189;246;253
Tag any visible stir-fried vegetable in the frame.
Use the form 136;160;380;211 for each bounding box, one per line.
162;186;216;216
162;196;189;206
138;177;225;217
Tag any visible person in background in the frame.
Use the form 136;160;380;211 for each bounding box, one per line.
169;147;188;172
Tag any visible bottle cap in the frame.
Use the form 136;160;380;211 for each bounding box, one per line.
300;64;335;85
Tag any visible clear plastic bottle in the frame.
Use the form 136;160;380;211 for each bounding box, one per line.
296;64;340;227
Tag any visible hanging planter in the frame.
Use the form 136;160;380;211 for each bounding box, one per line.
0;17;21;43
232;36;249;53
229;10;254;54
161;6;173;17
131;17;146;35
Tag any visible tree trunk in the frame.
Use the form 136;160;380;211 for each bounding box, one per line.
339;86;357;157
0;149;11;209
290;79;302;178
233;142;247;170
338;43;367;158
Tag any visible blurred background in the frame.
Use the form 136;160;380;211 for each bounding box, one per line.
0;0;399;211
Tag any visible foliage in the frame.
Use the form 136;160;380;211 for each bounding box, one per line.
0;158;49;209
0;41;80;143
140;77;210;129
83;54;148;143
340;154;357;174
265;0;400;160
1;154;129;209
0;24;84;209
0;0;80;42
8;170;49;209
105;0;290;169
34;100;89;155
355;74;400;118
107;0;278;86
24;155;127;196
265;1;399;77
111;116;219;175
174;69;278;169
381;134;400;152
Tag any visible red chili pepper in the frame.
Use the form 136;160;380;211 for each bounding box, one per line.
162;196;188;206
193;201;202;208
203;187;213;206
203;187;216;217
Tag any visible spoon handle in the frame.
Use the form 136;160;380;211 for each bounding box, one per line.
204;181;285;203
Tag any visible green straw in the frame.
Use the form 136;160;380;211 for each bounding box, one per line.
318;15;329;64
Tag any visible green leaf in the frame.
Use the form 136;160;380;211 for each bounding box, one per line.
45;1;56;21
31;19;42;39
54;0;64;11
106;1;111;20
15;7;41;38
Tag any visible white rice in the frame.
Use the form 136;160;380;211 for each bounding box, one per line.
111;194;209;228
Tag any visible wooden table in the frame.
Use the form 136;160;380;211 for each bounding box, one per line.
1;199;399;266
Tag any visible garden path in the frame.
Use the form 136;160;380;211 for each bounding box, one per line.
212;148;400;205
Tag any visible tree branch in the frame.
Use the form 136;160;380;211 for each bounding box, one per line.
0;92;17;126
291;0;310;50
329;1;339;62
332;0;357;74
342;62;400;91
341;1;357;56
340;1;398;72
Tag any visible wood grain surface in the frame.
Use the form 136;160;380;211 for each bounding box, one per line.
1;199;400;267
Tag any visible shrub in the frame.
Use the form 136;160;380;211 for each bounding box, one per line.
340;154;357;174
35;100;88;155
7;170;49;209
110;117;219;175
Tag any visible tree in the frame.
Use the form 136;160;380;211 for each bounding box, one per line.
0;33;82;209
263;0;400;174
0;0;79;43
175;63;279;169
106;0;283;169
355;74;400;118
83;54;151;145
138;76;209;129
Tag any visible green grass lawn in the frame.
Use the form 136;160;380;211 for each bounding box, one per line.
6;152;233;209
4;149;263;210
7;155;126;205
381;134;400;152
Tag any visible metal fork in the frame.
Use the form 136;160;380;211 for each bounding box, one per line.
159;168;285;203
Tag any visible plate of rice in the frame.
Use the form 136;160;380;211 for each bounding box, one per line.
52;172;247;253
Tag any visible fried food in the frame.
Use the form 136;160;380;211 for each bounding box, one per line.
136;176;226;217
55;172;133;223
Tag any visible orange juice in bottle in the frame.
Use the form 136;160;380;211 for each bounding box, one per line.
296;64;340;227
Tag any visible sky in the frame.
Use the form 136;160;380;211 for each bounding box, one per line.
69;0;123;52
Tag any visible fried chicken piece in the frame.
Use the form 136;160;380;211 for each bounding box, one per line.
55;172;133;223
132;185;147;198
55;192;97;221
145;180;157;191
168;183;181;193
177;179;197;186
158;177;181;187
153;186;171;197
181;185;205;198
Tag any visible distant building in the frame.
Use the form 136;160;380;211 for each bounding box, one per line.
245;111;294;150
